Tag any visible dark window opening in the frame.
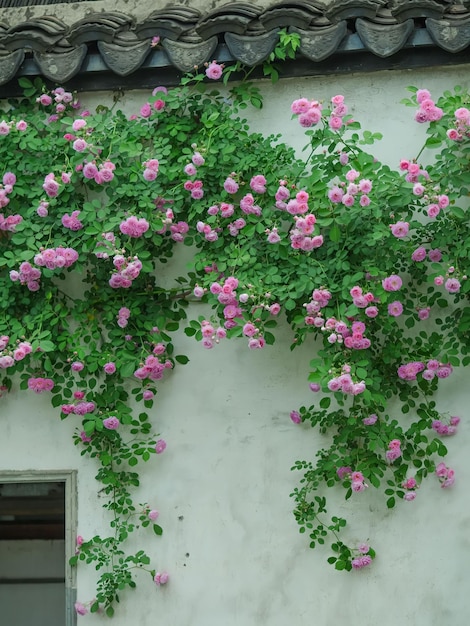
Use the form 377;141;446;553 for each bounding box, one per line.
0;481;65;541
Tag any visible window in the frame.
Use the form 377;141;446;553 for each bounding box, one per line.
0;471;77;626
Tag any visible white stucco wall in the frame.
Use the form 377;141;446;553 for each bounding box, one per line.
1;64;469;625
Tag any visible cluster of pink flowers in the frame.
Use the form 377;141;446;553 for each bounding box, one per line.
432;415;460;436
290;214;323;251
196;219;219;242
0;119;27;135
209;276;241;324
435;462;455;488
0;212;22;231
200;320;227;349
184;151;205;176
327;365;366;395
154;571;169;586
79;160;115;184
350;470;368;493
424;192;449;219
414;88;444;123
241;321;266;350
27;377;54;393
351;543;373;570
227;218;246;237
303;288;332;324
239;193;262;216
386;439;402;463
42;172;62;198
62;210;83;231
109;255;142;288
307;313;371;350
398;359;452;381
94;231;116;259
134;344;172;381
398;158;429;184
34;246;79;270
398;159;450;217
291;97;323;128
328;170;372;207
0;337;33;369
184;179;204;200
36;200;49;217
328;94;350;130
9;261;42;291
273;182;295;212
411;246;442;263
402;476;418;501
0;172;22;231
61;391;96;416
351;554;372;570
447;106;470;141
205;60;223;80
37;87;78;121
434;271;464;294
349;284;376;310
142;158;159;181
343;321;371;349
117;307;130;328
291;93;350;130
120;216;150;238
155;208;189;242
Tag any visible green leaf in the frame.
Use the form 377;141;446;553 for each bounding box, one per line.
39;340;55;352
319;397;331;409
120;362;136;378
329;223;341;243
153;524;163;536
449;206;465;219
175;355;190;364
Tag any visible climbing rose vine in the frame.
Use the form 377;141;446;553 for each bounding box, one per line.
0;72;468;614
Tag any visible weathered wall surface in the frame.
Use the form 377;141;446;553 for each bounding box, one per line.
1;64;470;625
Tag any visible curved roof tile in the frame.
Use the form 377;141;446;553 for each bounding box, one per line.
0;1;469;88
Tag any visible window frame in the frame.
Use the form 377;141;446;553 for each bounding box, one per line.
0;470;77;626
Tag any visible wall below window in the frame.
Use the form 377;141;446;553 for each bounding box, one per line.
0;540;65;626
1;63;469;625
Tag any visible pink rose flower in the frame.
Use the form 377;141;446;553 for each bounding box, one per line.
390;221;409;238
388;301;403;317
103;416;120;430
74;602;88;616
205;62;223;80
290;410;301;424
154;571;169;585
155;439;166;454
